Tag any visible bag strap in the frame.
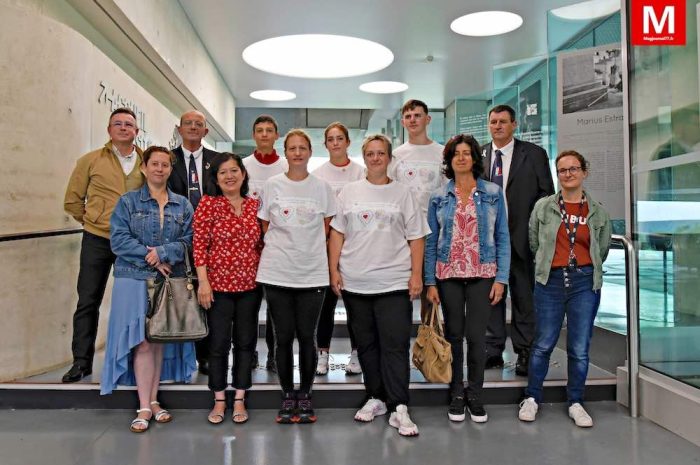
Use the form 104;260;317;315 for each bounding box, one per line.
430;302;445;337
181;241;194;280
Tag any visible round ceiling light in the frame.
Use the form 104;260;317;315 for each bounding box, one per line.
359;81;409;94
450;11;523;37
249;90;296;101
242;34;394;79
550;0;619;21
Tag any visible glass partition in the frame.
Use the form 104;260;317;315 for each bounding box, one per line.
629;1;700;388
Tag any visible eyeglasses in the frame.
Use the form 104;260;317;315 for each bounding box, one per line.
111;121;136;129
557;166;583;176
181;120;205;128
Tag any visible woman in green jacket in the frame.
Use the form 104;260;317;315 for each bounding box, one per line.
518;150;611;428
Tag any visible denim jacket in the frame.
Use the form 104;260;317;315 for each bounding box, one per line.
111;184;194;279
529;191;612;290
424;178;511;286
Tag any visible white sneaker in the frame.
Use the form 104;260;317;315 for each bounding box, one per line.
316;351;329;375
568;403;593;427
345;349;362;374
354;398;387;422
389;404;419;436
518;397;538;422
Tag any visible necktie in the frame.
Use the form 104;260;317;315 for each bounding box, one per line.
188;154;202;210
491;149;504;188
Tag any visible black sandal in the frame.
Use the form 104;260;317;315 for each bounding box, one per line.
207;399;227;425
232;398;249;424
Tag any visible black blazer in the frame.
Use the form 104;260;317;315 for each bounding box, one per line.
482;138;555;260
168;146;220;201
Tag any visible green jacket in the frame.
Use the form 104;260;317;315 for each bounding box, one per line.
528;191;612;290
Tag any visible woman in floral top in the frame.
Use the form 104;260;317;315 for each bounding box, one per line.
424;134;510;424
193;152;263;425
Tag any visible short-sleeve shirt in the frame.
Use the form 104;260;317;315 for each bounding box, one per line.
389;141;446;217
331;179;431;294
256;173;336;288
243;155;289;207
312;160;365;198
192;195;261;292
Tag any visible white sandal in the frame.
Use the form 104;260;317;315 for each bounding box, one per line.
130;408;152;433
150;401;172;423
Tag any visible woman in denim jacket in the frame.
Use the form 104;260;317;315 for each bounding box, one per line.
424;134;510;423
100;146;197;433
518;150;611;428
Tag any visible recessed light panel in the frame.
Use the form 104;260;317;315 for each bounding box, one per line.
450;11;523;37
359;81;409;94
550;0;619;21
242;34;394;79
249;90;296;101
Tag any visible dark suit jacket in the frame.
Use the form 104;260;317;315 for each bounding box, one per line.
482;138;555;261
168;146;220;202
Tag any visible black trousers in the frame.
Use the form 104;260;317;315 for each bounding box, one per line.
71;231;115;367
342;290;412;411
486;251;536;356
207;287;263;391
316;292;357;349
264;285;326;394
437;278;494;399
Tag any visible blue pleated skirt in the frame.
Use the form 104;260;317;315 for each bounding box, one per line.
100;277;197;395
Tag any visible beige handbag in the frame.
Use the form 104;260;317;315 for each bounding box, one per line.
412;303;453;383
145;245;208;342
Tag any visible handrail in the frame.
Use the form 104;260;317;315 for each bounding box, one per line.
0;228;83;243
611;233;639;418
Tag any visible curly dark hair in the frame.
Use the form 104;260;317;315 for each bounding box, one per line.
442;134;484;180
211;152;249;197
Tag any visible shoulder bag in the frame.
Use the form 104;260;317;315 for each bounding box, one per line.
412;302;453;383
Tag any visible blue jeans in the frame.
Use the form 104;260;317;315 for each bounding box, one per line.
525;266;601;404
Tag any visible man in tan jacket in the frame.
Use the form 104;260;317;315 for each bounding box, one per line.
62;107;144;383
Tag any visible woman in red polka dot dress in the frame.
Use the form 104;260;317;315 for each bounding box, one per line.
193;153;263;425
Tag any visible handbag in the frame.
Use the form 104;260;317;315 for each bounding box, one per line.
412;302;453;383
145;243;208;342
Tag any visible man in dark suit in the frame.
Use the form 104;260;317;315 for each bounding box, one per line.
168;109;219;375
482;104;554;376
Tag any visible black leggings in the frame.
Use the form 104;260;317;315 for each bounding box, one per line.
437;278;494;399
342;290;412;411
264;285;326;394
207;287;263;391
316;292;357;349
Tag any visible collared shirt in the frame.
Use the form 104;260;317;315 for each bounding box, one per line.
112;145;138;175
183;145;204;194
490;138;515;210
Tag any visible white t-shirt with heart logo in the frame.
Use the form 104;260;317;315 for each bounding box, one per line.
243;155;289;208
256;173;335;288
330;179;430;294
388;141;446;217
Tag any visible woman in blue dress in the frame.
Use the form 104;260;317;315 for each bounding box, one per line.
100;145;197;433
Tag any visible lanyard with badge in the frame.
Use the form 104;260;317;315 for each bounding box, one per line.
557;192;585;288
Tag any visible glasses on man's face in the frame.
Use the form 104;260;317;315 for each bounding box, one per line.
111;121;136;129
182;120;205;128
557;166;582;176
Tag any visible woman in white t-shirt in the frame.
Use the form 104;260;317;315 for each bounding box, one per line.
328;134;429;437
257;129;335;424
311;122;365;377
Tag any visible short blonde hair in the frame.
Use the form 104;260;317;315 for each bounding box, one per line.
361;134;392;159
284;129;312;150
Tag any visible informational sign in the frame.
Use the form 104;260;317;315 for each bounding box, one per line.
557;44;625;220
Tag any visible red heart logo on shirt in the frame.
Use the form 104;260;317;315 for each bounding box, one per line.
359;211;373;225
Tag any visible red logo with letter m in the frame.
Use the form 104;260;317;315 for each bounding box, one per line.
631;0;686;46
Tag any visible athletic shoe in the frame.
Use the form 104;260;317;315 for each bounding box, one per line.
345;349;362;374
518;397;538;422
276;392;296;424
466;397;488;423
316;351;329;375
448;396;466;422
389;404;419;436
568;403;593;427
354;398;387;422
296;393;317;423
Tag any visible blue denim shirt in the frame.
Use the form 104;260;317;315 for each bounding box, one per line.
424;178;511;286
111;184;194;280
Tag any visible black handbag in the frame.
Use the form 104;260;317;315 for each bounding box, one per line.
145;244;208;342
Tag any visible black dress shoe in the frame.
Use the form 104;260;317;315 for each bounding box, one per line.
62;364;92;383
515;353;529;376
484;355;505;369
198;360;210;376
265;358;277;373
251;350;259;368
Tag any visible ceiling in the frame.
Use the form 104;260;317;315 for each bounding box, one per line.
179;0;581;122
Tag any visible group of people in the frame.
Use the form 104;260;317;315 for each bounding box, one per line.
62;99;611;436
